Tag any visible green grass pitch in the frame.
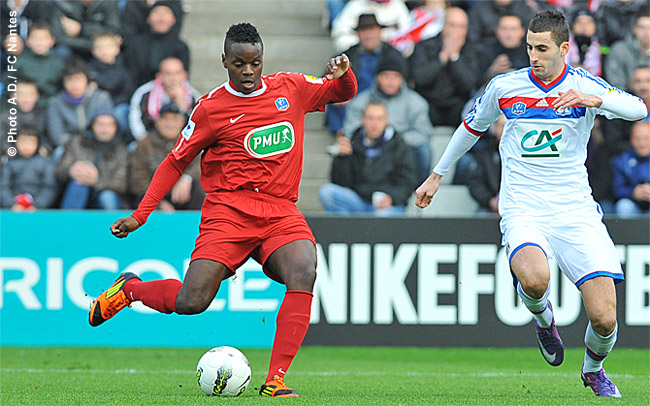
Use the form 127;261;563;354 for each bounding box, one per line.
1;347;648;405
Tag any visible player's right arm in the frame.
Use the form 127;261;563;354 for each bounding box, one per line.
415;78;502;208
111;99;215;238
555;69;648;121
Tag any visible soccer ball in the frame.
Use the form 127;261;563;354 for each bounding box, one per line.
196;346;252;397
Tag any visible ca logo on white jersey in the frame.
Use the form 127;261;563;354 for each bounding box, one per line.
521;128;562;158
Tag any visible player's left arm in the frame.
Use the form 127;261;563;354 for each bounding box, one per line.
553;87;647;121
301;54;358;112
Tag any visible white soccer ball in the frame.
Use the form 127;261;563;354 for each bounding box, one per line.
196;346;252;397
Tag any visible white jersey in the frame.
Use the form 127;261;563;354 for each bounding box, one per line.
464;64;643;217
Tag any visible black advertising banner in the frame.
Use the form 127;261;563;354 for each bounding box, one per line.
304;217;649;348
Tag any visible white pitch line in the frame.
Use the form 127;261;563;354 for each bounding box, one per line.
0;368;646;380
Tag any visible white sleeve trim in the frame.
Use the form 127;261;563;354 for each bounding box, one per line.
432;124;481;177
599;92;648;121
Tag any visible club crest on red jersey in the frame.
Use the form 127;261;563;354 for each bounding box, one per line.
275;98;290;111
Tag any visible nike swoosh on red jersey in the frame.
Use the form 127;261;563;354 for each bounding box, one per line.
230;114;245;123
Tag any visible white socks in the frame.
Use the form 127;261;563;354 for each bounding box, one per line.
516;281;554;328
583;321;617;373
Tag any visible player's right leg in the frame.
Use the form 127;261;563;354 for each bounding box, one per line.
89;259;230;326
510;245;564;366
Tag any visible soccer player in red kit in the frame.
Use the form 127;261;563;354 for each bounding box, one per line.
89;23;357;397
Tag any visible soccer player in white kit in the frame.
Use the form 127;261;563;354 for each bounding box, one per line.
415;10;647;398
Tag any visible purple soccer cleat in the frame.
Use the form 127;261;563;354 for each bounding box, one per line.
582;368;622;398
534;315;564;366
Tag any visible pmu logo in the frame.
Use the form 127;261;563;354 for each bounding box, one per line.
520;128;562;158
244;121;295;158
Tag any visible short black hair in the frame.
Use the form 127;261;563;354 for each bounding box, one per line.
499;13;523;29
634;6;650;26
224;22;263;56
528;10;570;47
28;21;53;36
18;125;40;138
62;58;89;80
92;29;119;43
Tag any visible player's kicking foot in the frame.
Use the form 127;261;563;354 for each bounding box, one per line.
259;375;299;397
582;367;621;398
89;272;140;327
534;310;564;366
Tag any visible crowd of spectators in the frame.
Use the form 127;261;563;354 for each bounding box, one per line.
323;0;650;216
1;0;648;218
0;0;204;211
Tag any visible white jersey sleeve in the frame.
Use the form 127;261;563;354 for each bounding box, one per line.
432;76;505;176
573;68;647;120
464;77;504;134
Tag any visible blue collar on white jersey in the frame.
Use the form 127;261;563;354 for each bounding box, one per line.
528;64;568;93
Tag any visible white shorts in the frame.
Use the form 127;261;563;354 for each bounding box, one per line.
500;209;624;287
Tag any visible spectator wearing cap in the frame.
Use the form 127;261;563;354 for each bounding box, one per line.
47;58;114;154
566;9;601;77
325;13;405;136
56;111;128;209
123;2;191;86
331;0;410;53
409;7;481;127
129;103;204;211
129;57;201;142
344;50;433;183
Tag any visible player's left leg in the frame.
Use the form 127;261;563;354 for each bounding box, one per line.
259;239;316;397
579;276;621;398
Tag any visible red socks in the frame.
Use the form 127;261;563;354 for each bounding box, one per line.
122;280;313;380
266;290;313;382
124;278;182;314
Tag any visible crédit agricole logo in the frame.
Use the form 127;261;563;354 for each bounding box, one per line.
520;128;563;158
244;121;295;158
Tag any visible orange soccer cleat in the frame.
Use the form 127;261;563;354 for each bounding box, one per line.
259;375;299;397
89;272;140;327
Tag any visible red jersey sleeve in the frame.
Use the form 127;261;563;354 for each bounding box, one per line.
131;98;215;225
171;98;216;165
299;68;358;113
131;156;189;225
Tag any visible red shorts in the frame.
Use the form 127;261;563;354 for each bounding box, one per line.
191;190;316;279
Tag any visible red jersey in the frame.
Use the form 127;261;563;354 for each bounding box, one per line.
131;69;357;225
172;70;357;201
